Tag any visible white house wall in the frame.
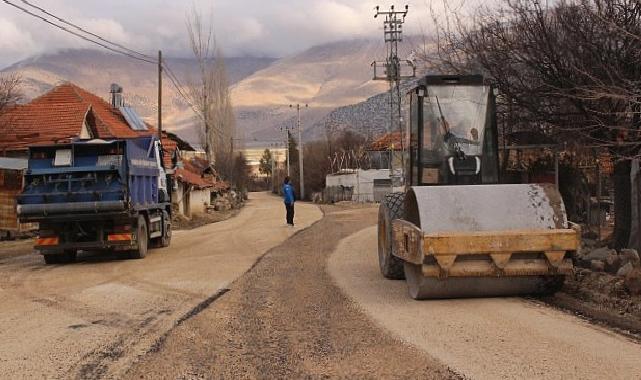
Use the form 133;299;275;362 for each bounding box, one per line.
189;188;211;215
326;169;393;202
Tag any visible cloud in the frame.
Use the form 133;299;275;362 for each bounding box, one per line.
0;17;36;57
0;0;454;68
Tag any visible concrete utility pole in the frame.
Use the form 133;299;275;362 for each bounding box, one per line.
290;104;308;200
372;5;415;183
281;126;291;176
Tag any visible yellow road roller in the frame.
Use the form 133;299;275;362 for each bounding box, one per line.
378;75;580;299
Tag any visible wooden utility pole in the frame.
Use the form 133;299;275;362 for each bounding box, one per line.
157;50;162;141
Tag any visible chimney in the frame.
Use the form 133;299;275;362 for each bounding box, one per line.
110;83;124;107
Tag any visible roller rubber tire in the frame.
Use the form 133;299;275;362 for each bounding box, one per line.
378;192;406;280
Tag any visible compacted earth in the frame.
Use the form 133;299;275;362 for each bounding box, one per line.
2;198;641;379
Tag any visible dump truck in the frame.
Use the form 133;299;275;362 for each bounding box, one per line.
378;75;580;299
17;136;172;264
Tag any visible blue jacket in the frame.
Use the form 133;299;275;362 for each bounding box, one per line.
283;183;295;205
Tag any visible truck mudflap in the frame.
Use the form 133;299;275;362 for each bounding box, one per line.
17;201;126;217
392;219;579;278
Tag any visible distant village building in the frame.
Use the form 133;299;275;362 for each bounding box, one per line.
0;82;227;230
323;132;405;203
240;146;286;177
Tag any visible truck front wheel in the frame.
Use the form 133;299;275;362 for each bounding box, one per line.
130;216;148;259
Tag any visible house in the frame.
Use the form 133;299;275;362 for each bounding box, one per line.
0;82;228;221
322;132;406;203
173;155;229;217
0;157;35;238
159;132;230;217
0;82;142;156
239;146;287;177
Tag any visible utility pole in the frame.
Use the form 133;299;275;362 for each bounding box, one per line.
157;50;162;141
290;104;308;200
281;126;291;176
372;5;415;184
271;154;275;192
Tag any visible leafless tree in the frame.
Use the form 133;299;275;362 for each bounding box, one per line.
185;8;236;168
0;73;22;141
420;0;641;248
0;73;22;115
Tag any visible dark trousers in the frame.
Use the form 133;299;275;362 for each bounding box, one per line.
285;203;295;225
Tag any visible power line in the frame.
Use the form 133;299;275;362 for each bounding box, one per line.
2;0;157;64
18;0;156;62
3;0;232;141
161;60;234;140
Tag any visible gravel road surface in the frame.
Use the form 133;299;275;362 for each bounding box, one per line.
328;226;641;380
126;205;456;379
0;192;321;379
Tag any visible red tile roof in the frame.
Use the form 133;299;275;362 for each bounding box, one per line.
370;132;403;151
0;82;139;152
175;157;229;190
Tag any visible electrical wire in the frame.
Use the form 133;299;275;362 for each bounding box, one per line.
18;0;156;62
3;0;234;141
2;0;157;64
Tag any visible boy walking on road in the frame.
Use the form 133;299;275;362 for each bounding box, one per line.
283;177;295;226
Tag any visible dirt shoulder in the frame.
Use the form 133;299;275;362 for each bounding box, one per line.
540;271;641;340
126;205;456;379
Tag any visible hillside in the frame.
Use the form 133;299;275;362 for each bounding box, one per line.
231;38;396;144
307;79;420;141
1;49;276;144
2;37;422;146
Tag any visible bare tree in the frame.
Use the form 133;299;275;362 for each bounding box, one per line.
185;8;236;168
422;0;641;248
0;73;22;115
0;73;22;141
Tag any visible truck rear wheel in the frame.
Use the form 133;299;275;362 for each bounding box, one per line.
378;192;406;280
43;254;61;265
130;216;148;259
43;250;76;265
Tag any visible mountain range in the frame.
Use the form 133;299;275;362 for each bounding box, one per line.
1;38;421;147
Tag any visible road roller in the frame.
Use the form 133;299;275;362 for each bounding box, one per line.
378;75;580;299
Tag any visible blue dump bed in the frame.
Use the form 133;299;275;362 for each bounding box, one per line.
18;137;163;220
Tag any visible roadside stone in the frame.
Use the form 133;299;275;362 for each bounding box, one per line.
590;260;605;272
582;238;598;249
605;253;622;274
575;257;592;269
624;268;641;295
583;247;615;261
620;249;640;268
617;262;634;278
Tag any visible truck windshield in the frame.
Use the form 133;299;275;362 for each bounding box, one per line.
422;85;489;159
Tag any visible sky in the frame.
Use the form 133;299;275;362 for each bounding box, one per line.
0;0;483;68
